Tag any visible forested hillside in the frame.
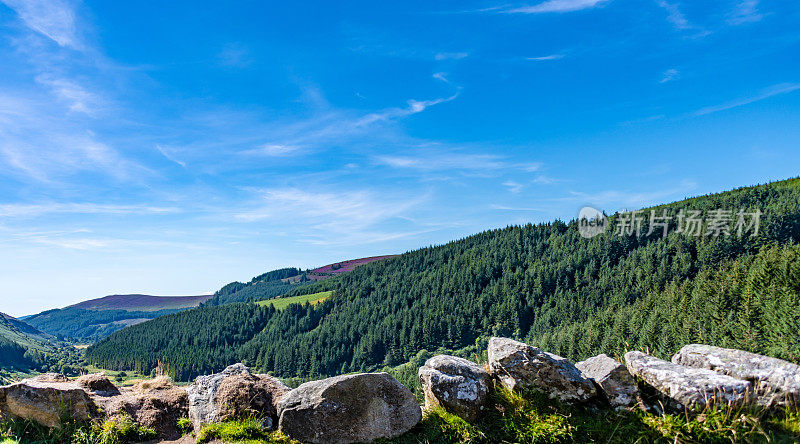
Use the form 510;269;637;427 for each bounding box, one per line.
86;178;800;381
0;313;84;375
202;267;303;306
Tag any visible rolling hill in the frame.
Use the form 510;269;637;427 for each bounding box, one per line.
68;294;212;311
24;294;211;342
86;178;800;381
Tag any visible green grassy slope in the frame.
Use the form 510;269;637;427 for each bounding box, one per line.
86;177;800;381
255;291;332;310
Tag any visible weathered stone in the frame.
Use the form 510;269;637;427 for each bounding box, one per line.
418;355;490;421
92;378;188;439
576;354;638;408
0;379;97;428
277;372;421;444
672;344;800;407
76;373;120;397
625;351;751;409
31;373;69;383
187;363;289;432
488;337;597;402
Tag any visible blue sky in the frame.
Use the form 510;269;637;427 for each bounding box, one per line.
1;0;799;316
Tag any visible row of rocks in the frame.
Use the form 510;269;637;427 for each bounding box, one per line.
2;340;798;443
417;338;800;424
0;372;187;437
184;363;422;444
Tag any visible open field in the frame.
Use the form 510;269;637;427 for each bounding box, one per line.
256;291;333;310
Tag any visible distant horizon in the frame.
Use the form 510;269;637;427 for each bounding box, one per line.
1;0;799;317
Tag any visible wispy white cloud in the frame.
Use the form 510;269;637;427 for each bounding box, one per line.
660;68;679;83
241;144;303;157
490;204;545;211
502;181;524;193
0;0;83;49
35;75;105;115
0;203;177;218
532;175;560;184
375;152;507;171
507;0;609;14
564;180;697;212
0;95;149;183
155;145;187;167
693;83;800;116
433;72;449;83
727;0;762;25
656;0;691;30
435;52;469;60
234;187;430;246
527;54;565;61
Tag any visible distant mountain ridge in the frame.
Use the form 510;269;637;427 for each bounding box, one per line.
68;294;212;312
24;294;211;342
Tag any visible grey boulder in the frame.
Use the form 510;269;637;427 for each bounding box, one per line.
187;363;289;431
625;351;751;408
575;354;638;408
419;355;490;421
277;372;421;444
672;344;800;407
488;337;597;402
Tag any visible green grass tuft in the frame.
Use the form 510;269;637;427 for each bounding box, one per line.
197;415;301;444
176;416;193;436
0;414;155;444
389;386;800;444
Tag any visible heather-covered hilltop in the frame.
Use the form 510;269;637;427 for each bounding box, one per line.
2;340;799;443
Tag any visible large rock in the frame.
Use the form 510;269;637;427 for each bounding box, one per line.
672;344;800;407
0;379;97;428
625;351;751;409
488;337;597;402
277;372;421;444
92;376;188;439
76;373;120;397
418;355;490;421
576;354;638;408
187;363;289;432
31;373;69;383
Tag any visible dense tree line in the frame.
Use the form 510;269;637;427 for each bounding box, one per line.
0;337;31;369
86;178;800;381
202;267;306;307
86;303;277;380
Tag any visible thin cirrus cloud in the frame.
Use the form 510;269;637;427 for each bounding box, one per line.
527;54;564;61
727;0;762;25
660;68;679;83
506;0;609;14
375;153;507;171
35;74;104;116
241;144;303;157
0;0;83;49
502;181;524;193
233;187;430;246
693;83;800;116
435;52;469;60
0;203;178;218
